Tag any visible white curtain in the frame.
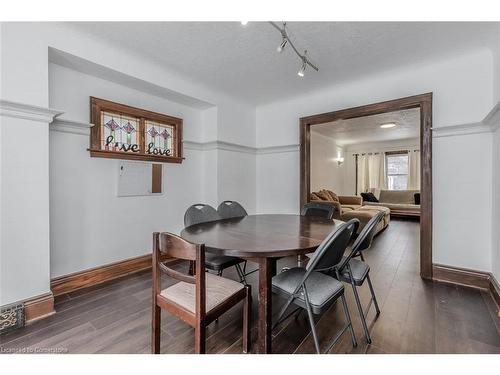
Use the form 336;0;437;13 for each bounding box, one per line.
408;150;421;190
357;152;387;194
368;153;387;190
356;154;369;194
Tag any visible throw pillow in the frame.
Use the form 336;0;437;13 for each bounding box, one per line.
414;193;421;205
324;190;339;202
315;190;331;201
310;192;320;201
361;192;379;202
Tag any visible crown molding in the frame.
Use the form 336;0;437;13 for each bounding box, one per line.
183;140;299;155
0;99;64;123
433;102;500;138
183;140;256;154
483;101;500;132
206;140;256;154
183;140;206;151
432;102;500;138
50;118;94;135
257;144;300;154
432;122;492;138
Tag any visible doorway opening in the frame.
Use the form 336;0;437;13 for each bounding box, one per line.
299;93;433;279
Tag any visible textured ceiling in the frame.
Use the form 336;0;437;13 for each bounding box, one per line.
311;108;420;146
70;22;499;104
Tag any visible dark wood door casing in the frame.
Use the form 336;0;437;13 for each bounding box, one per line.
299;93;433;279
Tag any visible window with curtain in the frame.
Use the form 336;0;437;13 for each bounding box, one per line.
386;153;409;190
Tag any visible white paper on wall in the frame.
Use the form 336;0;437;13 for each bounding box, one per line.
117;160;160;197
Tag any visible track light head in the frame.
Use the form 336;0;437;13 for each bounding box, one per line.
277;38;288;53
298;51;308;77
297;61;306;77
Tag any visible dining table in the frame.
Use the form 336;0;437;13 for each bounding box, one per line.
180;213;343;354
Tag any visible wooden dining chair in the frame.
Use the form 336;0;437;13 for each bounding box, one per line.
152;232;251;354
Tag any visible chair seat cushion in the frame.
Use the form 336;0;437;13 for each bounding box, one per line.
205;253;244;271
160;272;244;313
272;267;344;314
338;257;370;286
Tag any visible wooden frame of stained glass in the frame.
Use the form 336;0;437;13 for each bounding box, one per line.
89;97;183;163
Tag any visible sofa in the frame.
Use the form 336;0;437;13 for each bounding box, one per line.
363;189;420;217
310;189;390;234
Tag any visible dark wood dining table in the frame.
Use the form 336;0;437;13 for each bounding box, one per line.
180;214;342;354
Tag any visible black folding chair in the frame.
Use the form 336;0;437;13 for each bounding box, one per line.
332;211;384;343
217;200;248;219
301;202;336;220
184;204;247;284
271;220;359;353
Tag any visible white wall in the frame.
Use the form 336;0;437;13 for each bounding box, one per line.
310;132;345;194
256;49;495;273
492;26;500;282
255;150;300;214
0;116;51;304
217;149;256;213
433;132;493;271
493;25;500;103
492;127;500;281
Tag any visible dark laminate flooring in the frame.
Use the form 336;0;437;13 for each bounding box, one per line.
1;219;499;354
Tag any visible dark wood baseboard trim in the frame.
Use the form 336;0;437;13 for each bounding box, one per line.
51;253;174;296
433;264;500;317
24;292;55;323
489;274;500;317
432;264;490;290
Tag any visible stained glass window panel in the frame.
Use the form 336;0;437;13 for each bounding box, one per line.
145;120;175;157
101;111;140;152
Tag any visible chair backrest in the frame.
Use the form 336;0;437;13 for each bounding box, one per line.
352;211;385;254
305;219;359;274
340;211;384;270
184;204;220;227
152;232;206;317
217;200;248;219
301;202;335;220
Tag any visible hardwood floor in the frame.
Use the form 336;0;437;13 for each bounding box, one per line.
1;219;499;354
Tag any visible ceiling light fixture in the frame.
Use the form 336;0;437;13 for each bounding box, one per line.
269;22;319;77
240;21;248;26
380;123;396;129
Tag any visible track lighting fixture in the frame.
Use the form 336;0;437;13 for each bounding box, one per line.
269;22;319;77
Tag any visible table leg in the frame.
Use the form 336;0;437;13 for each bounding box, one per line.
297;254;305;268
257;257;275;354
